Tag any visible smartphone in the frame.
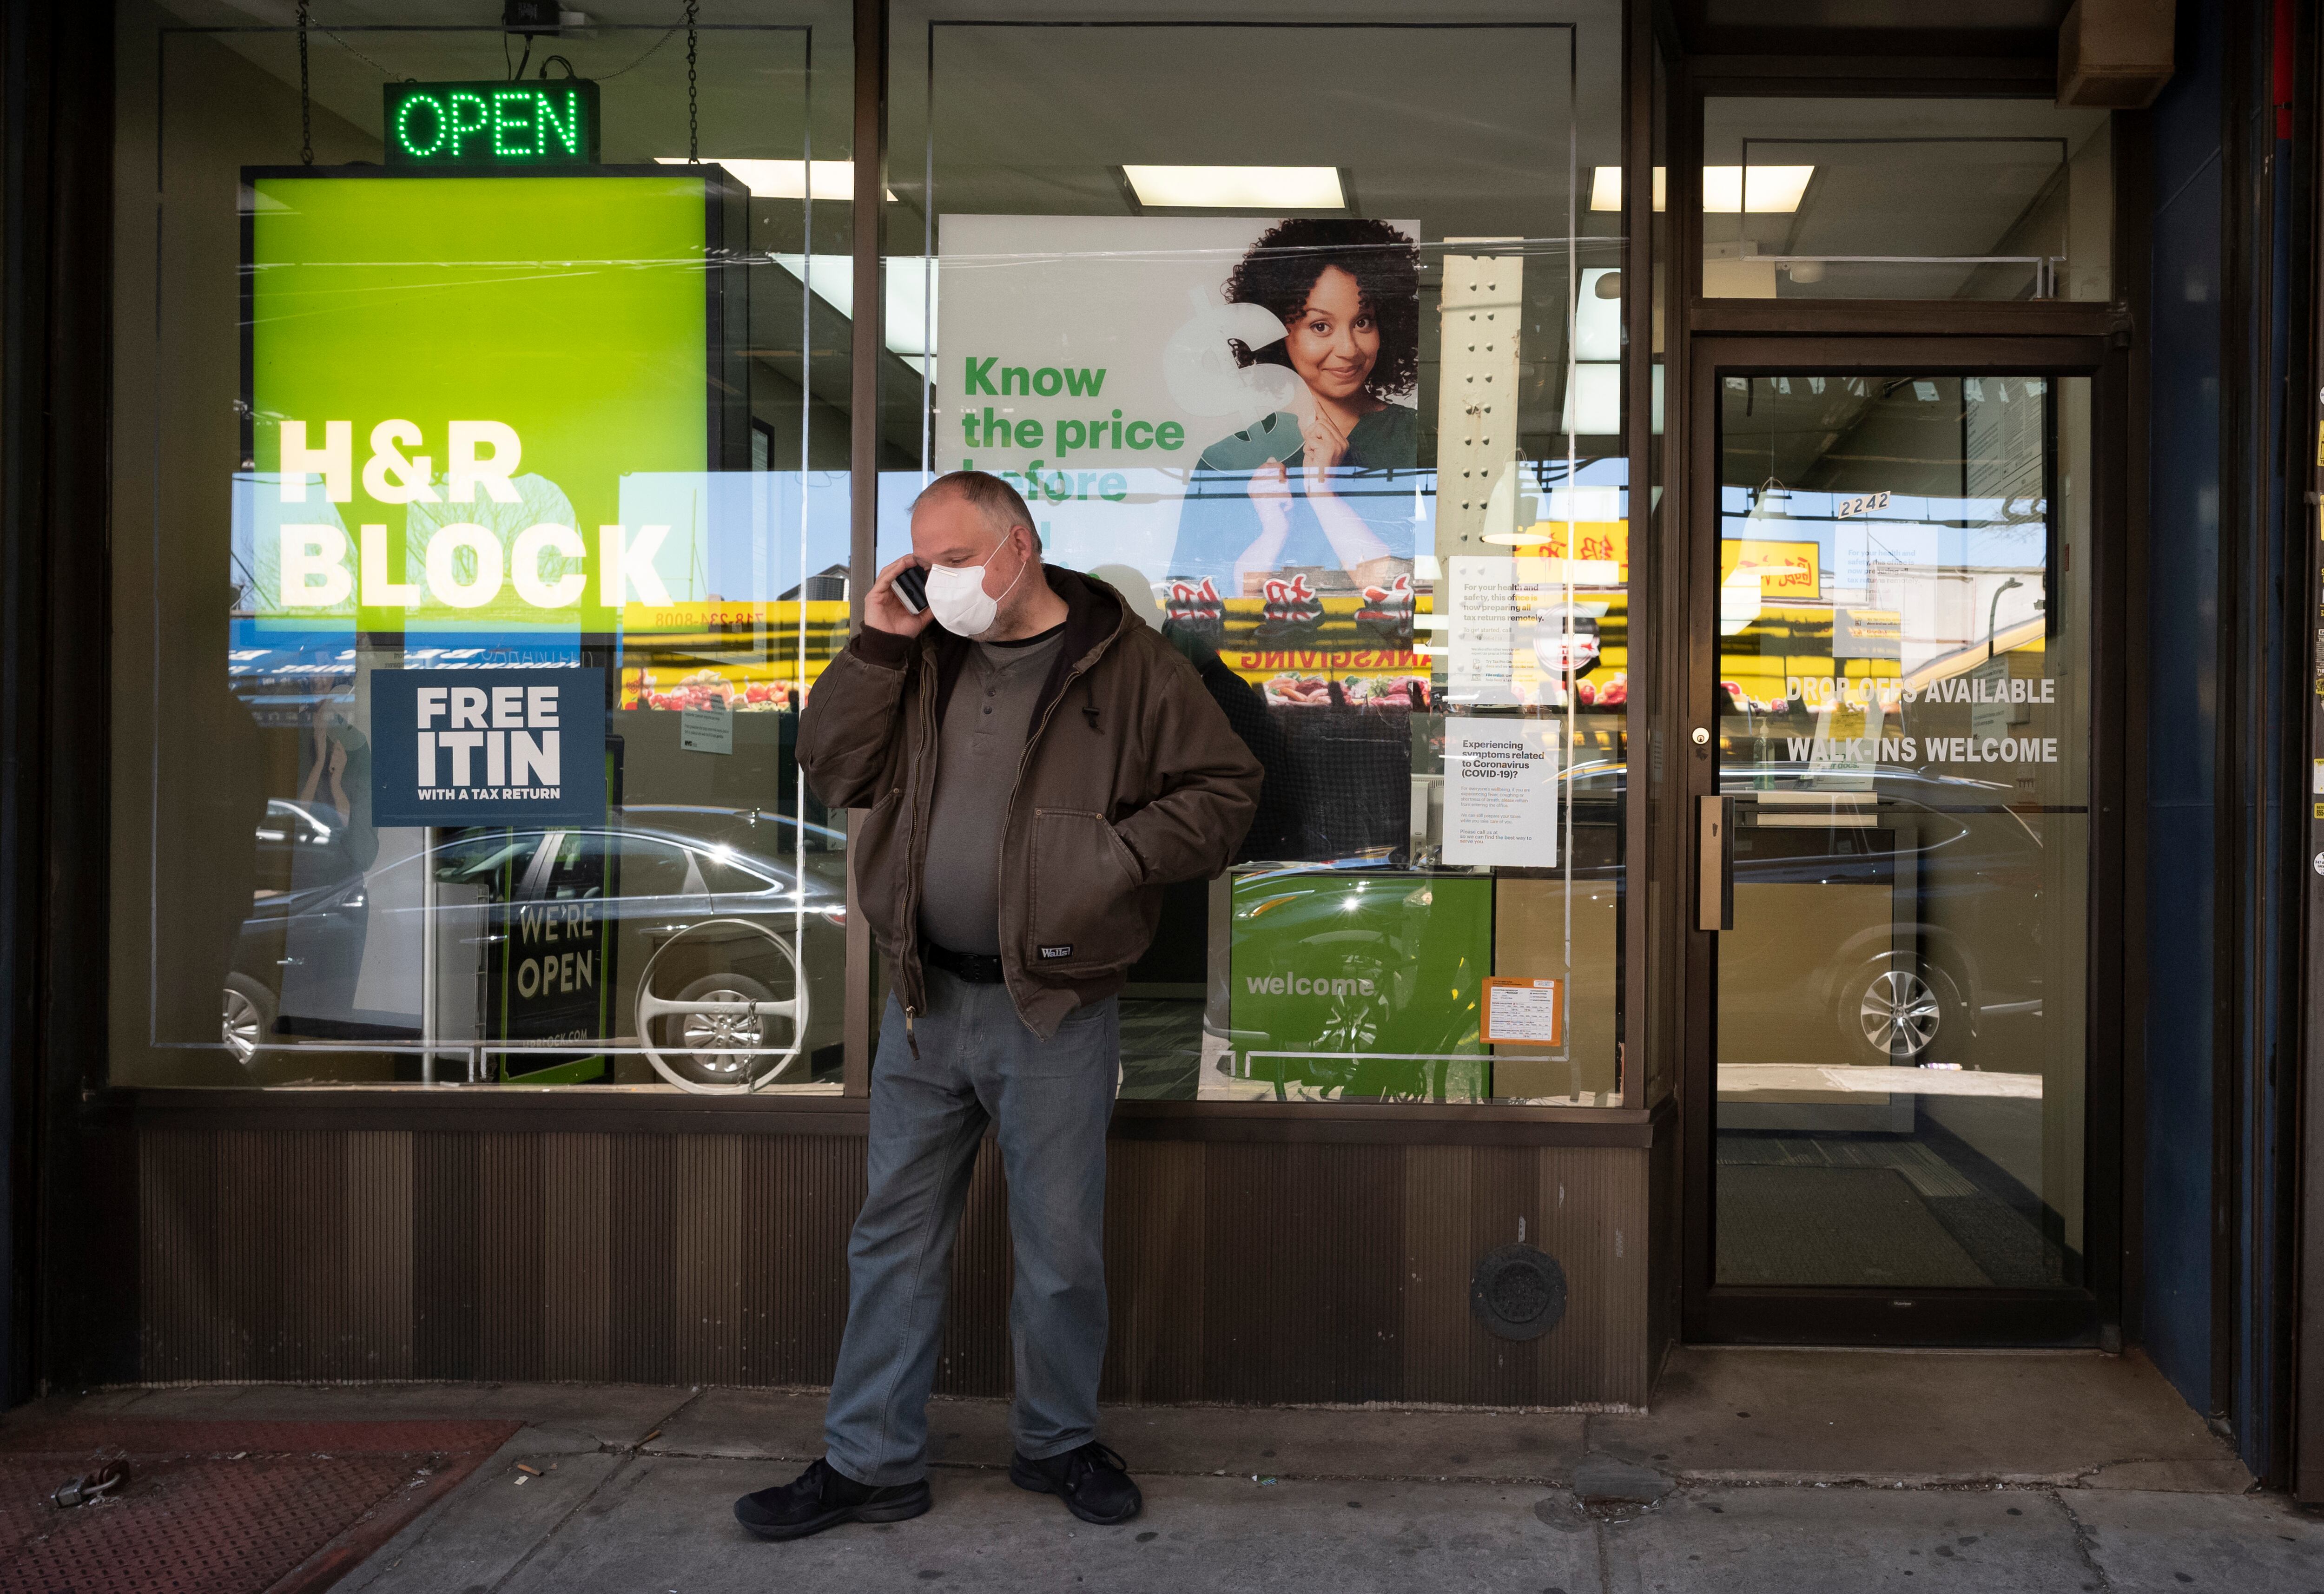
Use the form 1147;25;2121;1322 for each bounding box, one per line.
891;565;930;614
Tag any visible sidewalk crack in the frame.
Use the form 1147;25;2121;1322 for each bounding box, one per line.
620;1385;711;1454
486;1452;642;1594
2054;1488;2114;1591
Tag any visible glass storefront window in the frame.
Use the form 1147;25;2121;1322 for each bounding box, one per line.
888;2;1628;1105
116;5;856;1089
1695;99;2113;302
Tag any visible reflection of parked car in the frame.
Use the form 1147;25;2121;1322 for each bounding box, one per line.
1221;757;2043;1077
1518;758;2041;1065
1708;764;2045;1067
1571;760;2043;1064
226;813;847;1089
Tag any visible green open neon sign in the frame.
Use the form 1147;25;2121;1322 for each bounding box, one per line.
383;81;601;167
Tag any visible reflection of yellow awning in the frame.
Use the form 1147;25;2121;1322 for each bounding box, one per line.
1901;614;2048;693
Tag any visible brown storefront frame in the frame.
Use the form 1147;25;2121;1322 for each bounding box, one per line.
1664;56;2145;1350
41;1;2194;1400
1677;332;2127;1348
40;0;1676;1403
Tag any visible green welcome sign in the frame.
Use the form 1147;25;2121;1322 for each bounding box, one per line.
242;167;746;635
1228;871;1493;1101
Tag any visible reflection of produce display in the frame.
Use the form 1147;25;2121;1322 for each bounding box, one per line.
1576;671;1627;709
624;664;797;712
1263;673;1333;708
1261;672;1430;710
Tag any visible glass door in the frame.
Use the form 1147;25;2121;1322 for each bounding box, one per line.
1688;344;2111;1344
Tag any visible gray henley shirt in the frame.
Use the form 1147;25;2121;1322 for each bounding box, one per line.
916;625;1067;956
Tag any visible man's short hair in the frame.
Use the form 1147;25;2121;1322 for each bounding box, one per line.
913;470;1037;549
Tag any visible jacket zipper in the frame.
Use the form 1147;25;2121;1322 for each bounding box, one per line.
898;636;944;1053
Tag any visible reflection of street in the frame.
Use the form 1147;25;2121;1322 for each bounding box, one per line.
1710;370;2087;1299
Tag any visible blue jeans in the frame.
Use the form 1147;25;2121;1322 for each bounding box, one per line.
823;968;1119;1486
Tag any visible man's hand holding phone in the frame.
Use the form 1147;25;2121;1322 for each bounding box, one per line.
866;553;937;638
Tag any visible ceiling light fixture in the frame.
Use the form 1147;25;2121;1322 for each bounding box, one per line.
1589;165;1810;215
1122;165;1345;210
654;157;896;202
1587;166;1666;212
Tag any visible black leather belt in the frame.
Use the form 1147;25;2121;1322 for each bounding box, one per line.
924;943;1005;984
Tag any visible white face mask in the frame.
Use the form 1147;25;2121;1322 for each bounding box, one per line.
923;534;1029;638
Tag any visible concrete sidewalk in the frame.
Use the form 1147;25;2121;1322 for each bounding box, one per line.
21;1349;2318;1593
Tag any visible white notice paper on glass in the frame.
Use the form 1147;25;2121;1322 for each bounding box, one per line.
1442;718;1558;867
1447;556;1594;707
681;705;734;755
1446;558;1523;705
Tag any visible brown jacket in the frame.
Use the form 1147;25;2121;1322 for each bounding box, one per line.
799;566;1263;1038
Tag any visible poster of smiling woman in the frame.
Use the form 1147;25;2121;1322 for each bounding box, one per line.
936;214;1427;684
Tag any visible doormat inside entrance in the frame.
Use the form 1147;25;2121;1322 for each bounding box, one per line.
0;1416;522;1594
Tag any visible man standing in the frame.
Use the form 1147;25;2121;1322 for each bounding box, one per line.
735;472;1261;1540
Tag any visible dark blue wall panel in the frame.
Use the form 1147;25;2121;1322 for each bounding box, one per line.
2142;0;2225;1414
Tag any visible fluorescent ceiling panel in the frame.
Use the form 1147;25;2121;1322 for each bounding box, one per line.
1595;165;1809;214
1588;166;1667;212
1122;165;1345;210
770;254;935;364
1738;165;1814;212
655;157;895;202
1701;165;1814;214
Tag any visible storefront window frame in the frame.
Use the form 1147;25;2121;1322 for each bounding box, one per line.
104;0;1665;1134
837;3;1651;1122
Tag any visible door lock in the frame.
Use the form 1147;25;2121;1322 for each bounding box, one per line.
1691;726;1710;746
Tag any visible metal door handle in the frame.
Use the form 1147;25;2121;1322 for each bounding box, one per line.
1697;794;1734;932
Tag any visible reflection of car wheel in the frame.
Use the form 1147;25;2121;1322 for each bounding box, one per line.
222;975;275;1068
634;919;807;1093
667;973;776;1085
1838;955;1956;1063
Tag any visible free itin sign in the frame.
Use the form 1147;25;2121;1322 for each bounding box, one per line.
370;668;606;826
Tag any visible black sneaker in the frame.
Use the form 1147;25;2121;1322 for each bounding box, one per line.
733;1457;931;1541
1009;1440;1143;1525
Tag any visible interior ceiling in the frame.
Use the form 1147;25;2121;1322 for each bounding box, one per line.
1702;97;2106;295
157;2;841;162
158;2;1622;244
1720;377;1886;494
914;17;1619;241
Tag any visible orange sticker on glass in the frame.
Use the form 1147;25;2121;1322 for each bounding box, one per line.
1482;977;1565;1046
